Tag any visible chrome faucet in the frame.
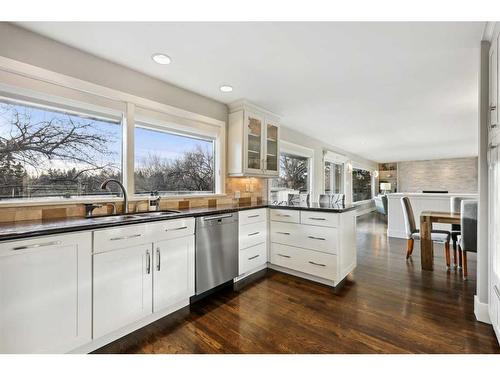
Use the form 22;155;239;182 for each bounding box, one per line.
100;179;128;214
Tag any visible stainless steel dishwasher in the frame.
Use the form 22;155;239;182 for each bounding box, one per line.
195;212;238;295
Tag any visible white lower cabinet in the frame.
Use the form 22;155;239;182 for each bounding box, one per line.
93;244;153;339
153;235;195;312
0;232;92;353
237;209;268;279
269;209;356;287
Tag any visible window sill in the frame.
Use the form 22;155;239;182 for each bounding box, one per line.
0;193;228;208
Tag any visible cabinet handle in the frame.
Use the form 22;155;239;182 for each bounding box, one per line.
203;214;232;221
277;253;291;258
308;261;326;267
308;236;326;241
146;250;151;274
248;232;260;236
276;231;290;235
248;214;260;218
165;226;188;231
492;124;498;129
494;285;500;299
490;144;498;149
276;214;291;217
248;254;260;260
110;234;142;241
12;240;62;251
156;247;161;271
491;105;497;111
309;217;326;221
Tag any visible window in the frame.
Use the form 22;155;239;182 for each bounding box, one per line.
134;125;215;195
324;161;344;194
269;152;310;203
352;168;373;202
0;99;122;200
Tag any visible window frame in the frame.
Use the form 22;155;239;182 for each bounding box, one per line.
351;166;375;204
323;150;347;196
268;140;314;202
0;65;226;204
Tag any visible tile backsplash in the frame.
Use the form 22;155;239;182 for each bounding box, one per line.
0;177;267;223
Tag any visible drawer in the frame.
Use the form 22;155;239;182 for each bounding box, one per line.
270;221;338;254
93;224;148;253
239;242;267;275
239;221;267;250
146;217;195;241
300;211;339;228
270;209;300;223
239;208;267;226
270;243;337;280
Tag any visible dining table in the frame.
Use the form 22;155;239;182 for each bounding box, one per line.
419;211;461;271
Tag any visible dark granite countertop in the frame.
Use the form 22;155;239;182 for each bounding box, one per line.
0;201;355;242
268;202;356;213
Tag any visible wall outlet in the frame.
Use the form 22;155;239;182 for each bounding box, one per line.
234;191;241;199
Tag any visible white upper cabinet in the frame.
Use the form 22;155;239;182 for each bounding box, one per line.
228;101;280;177
0;232;92;353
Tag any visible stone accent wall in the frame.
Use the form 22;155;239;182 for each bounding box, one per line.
397;157;478;193
0;177;267;223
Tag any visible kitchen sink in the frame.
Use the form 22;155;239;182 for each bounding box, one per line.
136;210;181;217
87;210;180;222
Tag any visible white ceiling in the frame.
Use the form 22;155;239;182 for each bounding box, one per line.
17;22;484;163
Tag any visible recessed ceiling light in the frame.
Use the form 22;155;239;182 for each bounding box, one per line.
152;53;171;65
220;85;233;93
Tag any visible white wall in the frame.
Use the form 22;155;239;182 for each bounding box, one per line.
279;126;378;205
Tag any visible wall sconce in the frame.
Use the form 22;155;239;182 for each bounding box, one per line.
373;170;379;178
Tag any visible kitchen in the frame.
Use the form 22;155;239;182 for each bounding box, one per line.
1;4;500;372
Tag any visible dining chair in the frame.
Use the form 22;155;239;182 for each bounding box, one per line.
401;197;451;267
457;200;478;280
450;196;468;268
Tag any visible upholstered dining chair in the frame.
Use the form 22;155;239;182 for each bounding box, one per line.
458;200;478;280
401;197;451;267
450;196;468;268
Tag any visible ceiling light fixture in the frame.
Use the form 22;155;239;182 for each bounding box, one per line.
220;85;233;93
152;53;172;65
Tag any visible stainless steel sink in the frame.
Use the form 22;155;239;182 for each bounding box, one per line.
136;210;180;217
88;214;142;222
87;210;180;222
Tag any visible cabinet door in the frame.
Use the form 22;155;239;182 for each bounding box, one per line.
244;111;264;174
0;233;91;353
264;120;279;176
153;235;195;312
490;39;498;129
93;245;153;339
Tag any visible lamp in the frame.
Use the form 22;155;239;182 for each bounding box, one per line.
380;182;391;194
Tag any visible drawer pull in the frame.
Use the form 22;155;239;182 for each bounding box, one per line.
248;254;260;260
309;217;326;221
156;247;161;271
495;285;500;299
110;234;142;241
247;214;260;218
276;231;291;235
278;253;291;258
276;214;291;217
248;231;260;236
146;250;151;274
308;261;326;267
12;240;62;251
166;226;188;232
308;236;326;241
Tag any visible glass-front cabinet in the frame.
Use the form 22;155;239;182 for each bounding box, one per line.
227;101;280;177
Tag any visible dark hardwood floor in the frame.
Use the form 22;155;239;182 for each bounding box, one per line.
94;213;500;354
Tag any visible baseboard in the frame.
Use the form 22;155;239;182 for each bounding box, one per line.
268;263;336;287
474;295;491;324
